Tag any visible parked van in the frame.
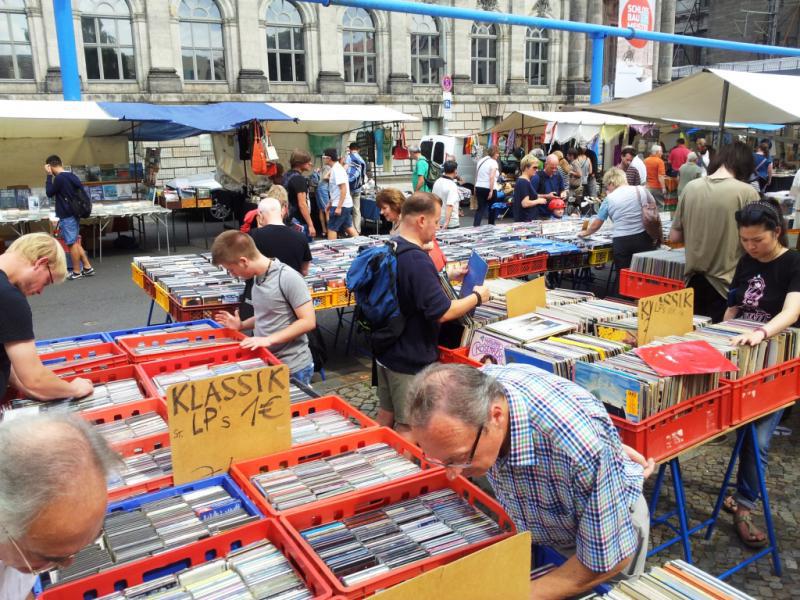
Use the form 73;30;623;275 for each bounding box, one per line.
420;135;477;189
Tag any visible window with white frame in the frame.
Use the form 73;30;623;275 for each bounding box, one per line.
470;23;496;86
525;27;548;86
0;0;33;80
179;0;225;81
80;0;135;80
266;0;305;83
342;7;376;84
410;14;440;85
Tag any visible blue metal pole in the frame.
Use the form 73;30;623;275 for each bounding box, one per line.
315;0;800;59
590;34;604;105
53;0;81;101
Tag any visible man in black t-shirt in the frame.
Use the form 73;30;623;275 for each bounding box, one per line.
374;192;489;439
284;150;316;239
238;197;312;321
0;233;93;401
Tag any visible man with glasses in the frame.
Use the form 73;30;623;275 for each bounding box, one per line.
0;233;93;401
407;363;653;599
0;413;120;599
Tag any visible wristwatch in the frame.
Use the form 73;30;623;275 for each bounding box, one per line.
473;291;483;307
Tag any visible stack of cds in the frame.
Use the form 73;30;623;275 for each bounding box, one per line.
45;351;121;376
107;447;172;490
12;378;145;413
93;411;168;444
299;488;502;587
94;539;313;599
125;334;241;358
289;381;317;403
36;337;104;355
113;322;217;341
150;358;269;395
46;486;258;587
251;443;421;511
291;409;361;445
629;248;686;280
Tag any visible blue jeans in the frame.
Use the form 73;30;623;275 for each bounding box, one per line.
292;363;314;386
734;409;784;510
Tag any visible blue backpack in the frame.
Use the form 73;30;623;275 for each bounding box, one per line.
346;240;411;354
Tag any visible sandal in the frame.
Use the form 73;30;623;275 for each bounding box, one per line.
733;513;768;549
722;496;738;514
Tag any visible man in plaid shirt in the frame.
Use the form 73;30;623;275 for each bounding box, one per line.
407;363;652;599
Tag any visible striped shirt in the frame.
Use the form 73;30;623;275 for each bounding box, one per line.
483;364;644;573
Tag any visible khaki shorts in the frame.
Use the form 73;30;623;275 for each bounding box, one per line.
376;362;417;425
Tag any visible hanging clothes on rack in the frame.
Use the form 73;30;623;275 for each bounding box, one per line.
373;128;384;168
383;127;393;173
506;129;516;155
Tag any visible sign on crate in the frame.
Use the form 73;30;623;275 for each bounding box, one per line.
637;288;694;346
506;277;546;318
166;365;291;484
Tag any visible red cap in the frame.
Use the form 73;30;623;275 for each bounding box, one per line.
548;198;566;211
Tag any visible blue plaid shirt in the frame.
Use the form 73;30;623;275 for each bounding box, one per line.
483;364;644;573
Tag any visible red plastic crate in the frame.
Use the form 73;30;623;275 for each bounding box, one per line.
611;387;729;464
290;396;379;446
721;357;800;426
137;346;280;398
498;253;548;278
40;342;128;375
38;519;332;600
618;269;685;299
117;327;246;363
169;297;237;323
231;427;442;517
438;345;481;368
107;434;173;502
280;471;515;599
80;398;170;456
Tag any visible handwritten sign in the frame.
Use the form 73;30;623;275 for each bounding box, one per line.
540;220;577;235
372;533;530;600
637;288;694;346
506;276;547;318
166;365;291;484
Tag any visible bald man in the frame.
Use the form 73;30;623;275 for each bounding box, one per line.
0;413;119;599
532;155;566;219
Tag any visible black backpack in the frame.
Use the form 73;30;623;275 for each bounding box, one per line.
68;181;92;219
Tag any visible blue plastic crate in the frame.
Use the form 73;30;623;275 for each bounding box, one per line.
35;332;111;350
106;319;221;341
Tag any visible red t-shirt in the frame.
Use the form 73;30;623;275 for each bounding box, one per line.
669;146;690;171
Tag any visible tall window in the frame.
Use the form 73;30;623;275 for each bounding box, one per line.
0;0;33;80
266;0;304;82
80;0;135;80
179;0;225;81
342;7;375;84
410;14;440;85
525;27;548;86
471;23;496;86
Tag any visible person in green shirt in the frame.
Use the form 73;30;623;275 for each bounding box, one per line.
410;146;430;192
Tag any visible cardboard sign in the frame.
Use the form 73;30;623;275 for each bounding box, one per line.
166;365;291;484
506;276;547;318
372;533;531;600
637;288;694;346
540;220;576;235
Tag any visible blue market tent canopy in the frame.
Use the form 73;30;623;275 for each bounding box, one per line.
97;102;295;140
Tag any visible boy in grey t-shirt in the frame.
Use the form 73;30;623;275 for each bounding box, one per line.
212;231;316;384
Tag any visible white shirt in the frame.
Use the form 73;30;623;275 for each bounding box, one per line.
328;162;352;209
432;176;461;229
0;561;36;600
631;155;647;184
475;157;499;189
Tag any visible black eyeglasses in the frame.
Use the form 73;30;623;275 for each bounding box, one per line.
425;423;484;470
46;264;54;285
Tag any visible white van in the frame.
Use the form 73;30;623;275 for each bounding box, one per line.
420;135;477;188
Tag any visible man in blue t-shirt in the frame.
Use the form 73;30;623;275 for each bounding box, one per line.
531;155;566;220
374;192;489;439
44;155;95;281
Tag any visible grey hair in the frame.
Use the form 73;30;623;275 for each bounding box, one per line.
687;151;698;162
406;364;506;430
257;197;281;215
650;144;662;155
0;413;121;542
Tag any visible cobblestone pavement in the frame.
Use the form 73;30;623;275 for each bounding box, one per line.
312;363;799;599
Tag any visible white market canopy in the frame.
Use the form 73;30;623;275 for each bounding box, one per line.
589;68;800;126
0;100;131;138
485;110;650;144
267;103;419;134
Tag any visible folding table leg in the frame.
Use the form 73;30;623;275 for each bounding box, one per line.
750;422;782;576
671;459;693;564
705;429;747;540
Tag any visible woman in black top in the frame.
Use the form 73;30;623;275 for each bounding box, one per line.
722;198;800;549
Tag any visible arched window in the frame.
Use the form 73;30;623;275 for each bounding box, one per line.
525;27;548;86
179;0;225;81
471;23;496;86
266;0;304;82
342;7;375;84
80;0;135;80
0;0;33;80
410;14;440;85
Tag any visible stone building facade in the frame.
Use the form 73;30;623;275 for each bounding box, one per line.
0;0;676;181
